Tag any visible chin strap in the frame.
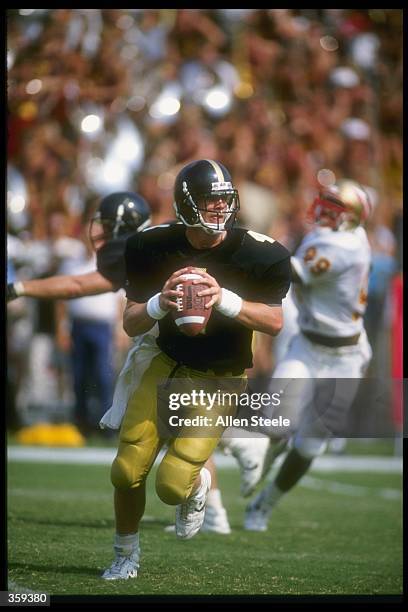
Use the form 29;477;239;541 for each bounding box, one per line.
200;222;226;235
197;209;229;234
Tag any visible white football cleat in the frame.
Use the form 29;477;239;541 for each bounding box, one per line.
227;436;270;497
201;505;231;535
101;553;139;580
175;467;211;539
244;490;273;532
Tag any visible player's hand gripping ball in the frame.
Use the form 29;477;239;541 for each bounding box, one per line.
172;273;212;336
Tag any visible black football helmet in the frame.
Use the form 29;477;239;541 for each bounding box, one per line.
174;159;240;234
89;191;151;250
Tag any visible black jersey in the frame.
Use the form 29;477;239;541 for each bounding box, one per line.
96;225;177;289
125;224;291;373
96;235;129;289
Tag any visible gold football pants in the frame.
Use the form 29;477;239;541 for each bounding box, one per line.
111;350;246;505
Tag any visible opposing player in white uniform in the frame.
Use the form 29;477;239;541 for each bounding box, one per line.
244;178;373;530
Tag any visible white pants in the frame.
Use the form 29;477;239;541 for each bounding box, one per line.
271;331;372;456
99;332;160;430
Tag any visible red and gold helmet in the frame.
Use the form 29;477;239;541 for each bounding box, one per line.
308;179;373;231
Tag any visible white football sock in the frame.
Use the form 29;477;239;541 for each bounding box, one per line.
196;472;208;497
207;488;224;509
114;532;139;557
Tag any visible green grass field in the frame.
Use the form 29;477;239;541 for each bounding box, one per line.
7;457;402;598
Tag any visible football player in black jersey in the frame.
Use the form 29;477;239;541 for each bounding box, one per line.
101;159;292;580
7;192;151;301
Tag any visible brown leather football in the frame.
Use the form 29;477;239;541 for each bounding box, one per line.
173;273;212;336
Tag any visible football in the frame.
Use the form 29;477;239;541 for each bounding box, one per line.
172;273;212;336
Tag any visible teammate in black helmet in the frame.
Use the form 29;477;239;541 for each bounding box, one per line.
90;191;151;250
7;191;151;301
6;191;151;438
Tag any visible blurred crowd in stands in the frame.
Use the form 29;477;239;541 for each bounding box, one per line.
6;9;402;439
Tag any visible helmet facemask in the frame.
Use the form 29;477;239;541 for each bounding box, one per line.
89;214;117;250
307;195;348;231
89;204;150;251
175;180;240;234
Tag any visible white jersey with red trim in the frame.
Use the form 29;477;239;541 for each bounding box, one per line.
291;226;371;337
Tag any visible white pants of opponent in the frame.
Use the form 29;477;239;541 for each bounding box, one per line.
271;330;372;458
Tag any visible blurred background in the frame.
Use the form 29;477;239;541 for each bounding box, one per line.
6;9;402;449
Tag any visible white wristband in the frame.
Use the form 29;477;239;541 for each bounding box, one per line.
14;282;25;296
215;288;243;318
146;293;168;320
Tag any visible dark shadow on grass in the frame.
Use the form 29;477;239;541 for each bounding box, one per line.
9;561;100;578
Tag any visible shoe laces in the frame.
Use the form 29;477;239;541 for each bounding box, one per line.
180;491;204;520
111;555;136;574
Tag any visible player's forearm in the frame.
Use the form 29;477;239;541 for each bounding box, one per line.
9;276;88;299
8;272;113;300
123;300;157;336
235;302;283;336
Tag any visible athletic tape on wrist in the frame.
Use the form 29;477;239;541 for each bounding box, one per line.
146;293;168;320
215;288;243;318
14;282;25;297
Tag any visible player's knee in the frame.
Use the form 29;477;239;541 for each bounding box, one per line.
155;438;216;505
110;443;152;490
155;478;185;505
172;436;216;464
111;455;137;489
293;436;328;459
155;453;198;505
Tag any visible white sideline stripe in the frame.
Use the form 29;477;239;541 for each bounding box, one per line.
7;446;403;473
175;316;205;325
268;453;403;474
301;455;402;474
300;475;402;500
8;446;117;464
